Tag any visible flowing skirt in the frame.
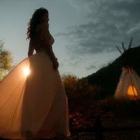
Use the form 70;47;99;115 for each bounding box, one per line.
0;51;70;139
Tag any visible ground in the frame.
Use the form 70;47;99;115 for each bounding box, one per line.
62;98;140;140
1;98;140;140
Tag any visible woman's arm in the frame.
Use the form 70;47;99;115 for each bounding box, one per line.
28;40;34;57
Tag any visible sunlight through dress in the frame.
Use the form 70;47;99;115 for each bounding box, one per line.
0;22;70;139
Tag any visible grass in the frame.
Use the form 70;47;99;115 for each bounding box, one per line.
66;98;140;140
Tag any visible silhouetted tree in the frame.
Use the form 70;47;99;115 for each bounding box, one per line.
62;74;100;101
0;40;13;80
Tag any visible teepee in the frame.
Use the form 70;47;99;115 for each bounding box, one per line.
114;38;140;100
114;67;140;100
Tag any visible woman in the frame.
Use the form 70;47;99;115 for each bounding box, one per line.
0;7;70;139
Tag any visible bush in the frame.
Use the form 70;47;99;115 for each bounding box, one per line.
100;98;140;119
62;75;100;101
0;40;13;80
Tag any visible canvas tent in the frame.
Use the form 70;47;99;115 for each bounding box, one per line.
114;67;140;100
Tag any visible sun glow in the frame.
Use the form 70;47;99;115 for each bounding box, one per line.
23;67;30;76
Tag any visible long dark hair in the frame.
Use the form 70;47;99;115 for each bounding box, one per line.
27;7;48;39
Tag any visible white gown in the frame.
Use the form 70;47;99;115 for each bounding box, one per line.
0;23;70;139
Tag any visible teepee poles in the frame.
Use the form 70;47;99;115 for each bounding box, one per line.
115;37;133;54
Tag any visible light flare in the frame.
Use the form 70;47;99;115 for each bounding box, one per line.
23;67;30;76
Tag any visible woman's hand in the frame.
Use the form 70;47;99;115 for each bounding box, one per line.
52;58;59;69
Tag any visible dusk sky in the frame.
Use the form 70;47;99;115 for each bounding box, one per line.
0;0;140;78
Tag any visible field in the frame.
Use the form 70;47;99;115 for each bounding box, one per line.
63;98;140;140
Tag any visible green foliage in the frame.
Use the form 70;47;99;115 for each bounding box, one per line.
62;75;101;129
0;41;13;80
62;75;100;101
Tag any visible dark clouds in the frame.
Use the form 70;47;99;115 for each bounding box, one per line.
86;64;97;70
60;0;140;55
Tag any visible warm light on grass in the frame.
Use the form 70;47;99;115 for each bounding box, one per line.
23;67;30;76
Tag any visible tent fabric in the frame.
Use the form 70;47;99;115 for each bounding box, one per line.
114;67;140;100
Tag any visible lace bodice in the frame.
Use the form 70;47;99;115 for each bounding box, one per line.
37;22;54;45
29;22;54;53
